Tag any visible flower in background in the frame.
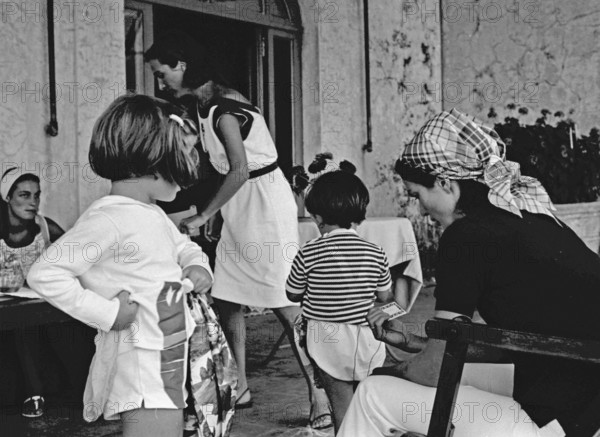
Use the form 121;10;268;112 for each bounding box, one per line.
289;152;356;196
290;166;309;195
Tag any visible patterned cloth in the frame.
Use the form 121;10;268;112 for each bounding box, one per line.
400;108;556;219
185;294;238;437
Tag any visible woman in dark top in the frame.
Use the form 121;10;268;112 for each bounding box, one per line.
337;109;600;436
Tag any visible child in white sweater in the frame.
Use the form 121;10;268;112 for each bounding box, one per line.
28;95;213;436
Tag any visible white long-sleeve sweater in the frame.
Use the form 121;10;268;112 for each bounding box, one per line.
27;195;213;349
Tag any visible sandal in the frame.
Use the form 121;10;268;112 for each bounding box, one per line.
309;403;333;430
235;388;253;409
22;396;44;418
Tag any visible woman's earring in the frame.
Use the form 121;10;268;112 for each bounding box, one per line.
317;223;324;230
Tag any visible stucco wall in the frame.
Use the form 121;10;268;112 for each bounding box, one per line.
442;0;600;133
300;0;442;218
2;0;441;228
1;0;124;228
367;0;442;218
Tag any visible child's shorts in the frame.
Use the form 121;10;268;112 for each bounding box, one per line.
306;319;385;382
103;342;189;420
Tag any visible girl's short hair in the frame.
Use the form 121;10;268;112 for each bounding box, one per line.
144;30;228;90
305;170;369;229
89;94;198;187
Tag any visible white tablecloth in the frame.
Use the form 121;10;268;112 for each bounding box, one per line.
0;286;40;300
298;217;423;310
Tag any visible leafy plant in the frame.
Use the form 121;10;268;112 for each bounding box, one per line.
489;108;600;204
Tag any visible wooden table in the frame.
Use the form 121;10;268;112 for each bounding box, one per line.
0;293;95;406
0;294;75;331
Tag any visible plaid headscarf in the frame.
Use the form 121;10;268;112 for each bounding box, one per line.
400;108;556;219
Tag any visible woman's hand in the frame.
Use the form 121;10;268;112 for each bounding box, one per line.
182;265;213;294
367;305;410;348
111;290;139;330
180;214;209;236
367;304;392;340
203;211;223;242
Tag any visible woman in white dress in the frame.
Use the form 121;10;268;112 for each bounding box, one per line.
145;32;333;428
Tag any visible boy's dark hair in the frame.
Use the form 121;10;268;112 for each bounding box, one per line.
89;94;198;188
305;170;369;228
144;30;229;90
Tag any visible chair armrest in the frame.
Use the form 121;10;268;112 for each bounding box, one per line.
425;319;600;364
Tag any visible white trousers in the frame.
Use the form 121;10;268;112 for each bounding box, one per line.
337;363;565;437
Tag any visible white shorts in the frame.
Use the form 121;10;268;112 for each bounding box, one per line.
306;320;386;381
103;343;189;420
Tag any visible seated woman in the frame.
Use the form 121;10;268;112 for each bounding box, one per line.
338;109;600;437
0;167;64;417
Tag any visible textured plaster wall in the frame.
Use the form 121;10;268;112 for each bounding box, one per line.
311;0;366;176
1;0;124;228
2;0;440;227
367;0;442;217
442;0;600;133
301;0;442;217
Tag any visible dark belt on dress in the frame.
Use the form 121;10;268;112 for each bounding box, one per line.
249;162;278;179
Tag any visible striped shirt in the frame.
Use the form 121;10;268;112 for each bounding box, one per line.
286;229;392;325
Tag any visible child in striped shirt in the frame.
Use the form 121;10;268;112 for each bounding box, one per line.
286;170;396;433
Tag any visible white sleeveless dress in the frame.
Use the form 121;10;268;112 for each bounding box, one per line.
198;98;299;308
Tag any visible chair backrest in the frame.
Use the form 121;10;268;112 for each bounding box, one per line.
424;318;600;437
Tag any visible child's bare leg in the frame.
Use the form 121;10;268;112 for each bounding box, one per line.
121;408;183;437
213;298;249;401
272;305;331;426
318;369;355;433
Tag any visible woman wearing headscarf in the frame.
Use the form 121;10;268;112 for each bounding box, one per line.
337;109;600;437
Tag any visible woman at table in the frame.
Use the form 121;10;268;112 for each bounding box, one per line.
0;167;64;417
338;109;600;436
144;31;332;428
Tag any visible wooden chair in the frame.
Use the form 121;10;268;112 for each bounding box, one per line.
424;318;600;437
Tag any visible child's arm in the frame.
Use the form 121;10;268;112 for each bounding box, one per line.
27;212;124;332
375;288;394;305
373;249;394;307
285;250;307;303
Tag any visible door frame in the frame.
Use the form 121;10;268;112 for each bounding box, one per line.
265;28;303;166
124;0;154;96
124;0;303;166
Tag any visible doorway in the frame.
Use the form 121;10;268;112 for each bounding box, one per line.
124;0;302;176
